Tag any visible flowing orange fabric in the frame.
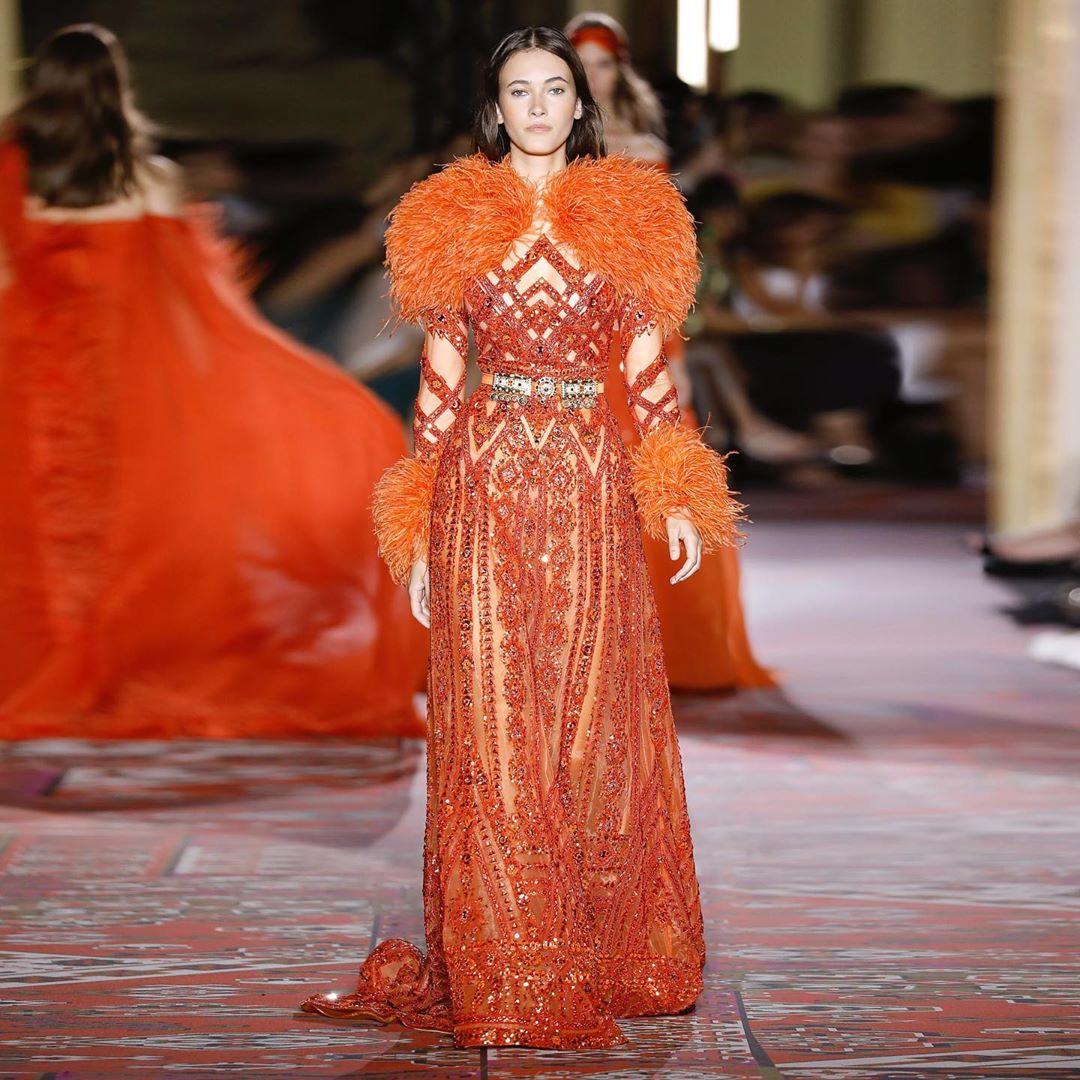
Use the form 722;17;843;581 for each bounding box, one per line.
301;154;742;1048
0;141;426;738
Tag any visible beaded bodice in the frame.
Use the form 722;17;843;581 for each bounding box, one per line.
412;231;678;460
465;233;617;382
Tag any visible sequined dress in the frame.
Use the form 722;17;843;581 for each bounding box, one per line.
300;153;743;1049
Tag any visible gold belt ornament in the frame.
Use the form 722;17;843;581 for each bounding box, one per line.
488;371;601;408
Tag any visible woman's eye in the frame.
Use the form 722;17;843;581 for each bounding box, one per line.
511;89;526;97
549;87;565;95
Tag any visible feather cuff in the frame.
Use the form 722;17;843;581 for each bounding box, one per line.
630;423;746;552
371;456;437;587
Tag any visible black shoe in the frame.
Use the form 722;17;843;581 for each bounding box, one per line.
982;551;1080;578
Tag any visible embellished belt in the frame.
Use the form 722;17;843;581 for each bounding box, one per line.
483;371;602;409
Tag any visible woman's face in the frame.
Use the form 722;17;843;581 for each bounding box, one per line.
496;48;583;158
573;40;618;107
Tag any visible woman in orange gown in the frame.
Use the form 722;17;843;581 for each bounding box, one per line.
301;28;743;1048
567;14;773;690
0;26;426;739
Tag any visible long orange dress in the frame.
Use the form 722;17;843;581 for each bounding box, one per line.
0;140;426;738
300;154;743;1047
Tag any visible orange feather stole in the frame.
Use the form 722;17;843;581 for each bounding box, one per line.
383;152;699;339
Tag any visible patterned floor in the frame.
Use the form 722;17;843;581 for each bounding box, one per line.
1;521;1078;1079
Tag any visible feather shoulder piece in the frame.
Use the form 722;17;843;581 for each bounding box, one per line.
384;153;699;336
383;154;533;325
546;154;700;340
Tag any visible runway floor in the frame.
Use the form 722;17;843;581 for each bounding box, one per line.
1;518;1078;1078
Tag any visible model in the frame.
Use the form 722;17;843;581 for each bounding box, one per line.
0;25;426;738
300;27;743;1048
565;12;773;691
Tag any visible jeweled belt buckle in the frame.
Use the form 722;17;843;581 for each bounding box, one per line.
561;378;599;409
490;372;532;403
488;371;599;409
535;376;558;401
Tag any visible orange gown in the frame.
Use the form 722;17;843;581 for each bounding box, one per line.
301;154;743;1047
0;140;426;738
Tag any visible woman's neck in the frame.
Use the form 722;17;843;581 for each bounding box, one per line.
508;144;569;187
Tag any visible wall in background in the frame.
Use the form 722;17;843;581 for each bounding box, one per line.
857;0;1002;97
726;0;851;105
726;0;1001;105
0;0;19;115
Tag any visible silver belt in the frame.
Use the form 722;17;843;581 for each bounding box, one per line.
487;371;602;409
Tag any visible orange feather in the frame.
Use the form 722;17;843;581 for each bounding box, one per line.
371;456;437;587
630;423;747;553
384;152;699;338
545;154;699;340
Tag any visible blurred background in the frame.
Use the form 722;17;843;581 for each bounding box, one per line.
1;0;1078;625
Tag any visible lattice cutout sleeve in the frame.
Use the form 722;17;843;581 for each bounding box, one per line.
620;306;681;438
622;303;746;552
372;308;468;585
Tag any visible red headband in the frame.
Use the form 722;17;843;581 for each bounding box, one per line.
570;25;627;61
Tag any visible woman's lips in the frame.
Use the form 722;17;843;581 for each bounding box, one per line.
526;124;552;132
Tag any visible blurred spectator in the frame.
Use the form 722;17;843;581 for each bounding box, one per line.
685;176;819;467
682;183;901;480
742;111;940;252
210;142;462;418
975;518;1080;577
722;89;797;186
565;11;668;163
837;84;955;157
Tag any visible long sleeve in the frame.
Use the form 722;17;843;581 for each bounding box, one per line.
620;301;745;552
412;309;468;461
372;306;467;586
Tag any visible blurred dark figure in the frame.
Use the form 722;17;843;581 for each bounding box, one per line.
727;192;902;471
723;90;797;185
685;176;820;468
839;85;995;195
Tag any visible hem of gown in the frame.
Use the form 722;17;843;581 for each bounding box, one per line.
299;997;627;1049
299;997;452;1035
300;944;703;1049
452;1016;627;1049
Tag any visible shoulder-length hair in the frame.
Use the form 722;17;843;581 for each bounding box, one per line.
564;12;665;140
474;26;606;162
6;23;149;208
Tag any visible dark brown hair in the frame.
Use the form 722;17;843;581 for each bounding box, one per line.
7;24;148;208
564;13;665;139
474;27;606;162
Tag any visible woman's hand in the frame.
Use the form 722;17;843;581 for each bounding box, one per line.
407;559;431;628
666;514;702;584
